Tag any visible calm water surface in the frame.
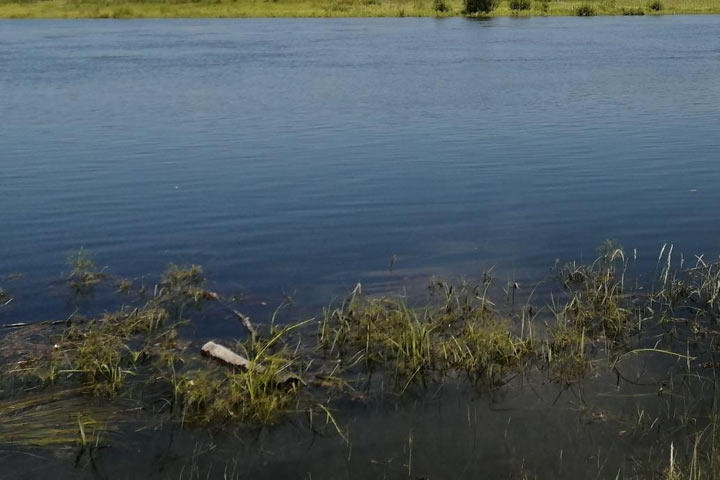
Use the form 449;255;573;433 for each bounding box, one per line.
2;16;720;322
1;16;720;478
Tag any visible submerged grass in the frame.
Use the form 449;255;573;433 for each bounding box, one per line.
6;243;720;476
0;388;125;446
0;0;719;18
318;281;535;392
65;247;106;293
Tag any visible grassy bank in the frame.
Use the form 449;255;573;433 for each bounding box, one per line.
0;0;719;18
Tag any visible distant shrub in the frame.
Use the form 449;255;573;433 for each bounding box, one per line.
598;0;616;11
509;0;531;10
648;0;663;10
433;0;451;12
575;3;596;15
465;0;499;13
110;5;134;17
622;6;645;13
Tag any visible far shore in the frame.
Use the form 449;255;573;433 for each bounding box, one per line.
1;0;719;19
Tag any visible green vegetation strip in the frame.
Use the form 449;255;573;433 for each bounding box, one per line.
0;0;718;18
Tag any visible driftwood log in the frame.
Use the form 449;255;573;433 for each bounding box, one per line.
200;341;299;384
201;341;253;369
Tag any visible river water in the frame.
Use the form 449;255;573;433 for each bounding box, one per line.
1;16;720;478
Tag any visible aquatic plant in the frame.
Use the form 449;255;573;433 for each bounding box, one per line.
0;389;121;447
7;243;720;479
47;306;170;395
66;247;106;292
116;278;133;293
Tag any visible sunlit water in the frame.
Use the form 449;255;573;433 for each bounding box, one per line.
1;16;720;478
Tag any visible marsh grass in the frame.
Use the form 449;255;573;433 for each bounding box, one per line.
173;320;311;424
0;388;123;447
319;280;536;392
66;248;106;293
557;241;637;344
7;244;720;477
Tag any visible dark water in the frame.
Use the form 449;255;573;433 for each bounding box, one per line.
1;16;720;479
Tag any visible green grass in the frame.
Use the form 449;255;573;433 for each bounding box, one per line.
0;0;719;18
8;245;720;477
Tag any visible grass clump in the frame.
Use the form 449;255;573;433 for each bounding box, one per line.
558;241;634;343
116;279;133;293
542;323;592;384
575;3;596;14
174;322;309;424
537;0;550;13
66;248;106;292
622;6;645;13
158;264;207;300
175;362;301;425
432;0;451;12
47;306;170;395
465;0;499;14
448;317;534;387
320;281;535;391
648;0;663;10
509;0;531;11
155;264;217;313
320;292;439;383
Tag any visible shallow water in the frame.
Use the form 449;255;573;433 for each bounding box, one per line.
1;16;720;479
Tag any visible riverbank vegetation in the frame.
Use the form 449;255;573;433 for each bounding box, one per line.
0;0;718;18
3;243;720;477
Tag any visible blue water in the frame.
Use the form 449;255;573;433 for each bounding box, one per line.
2;17;720;325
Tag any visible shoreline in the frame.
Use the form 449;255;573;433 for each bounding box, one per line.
1;0;719;19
